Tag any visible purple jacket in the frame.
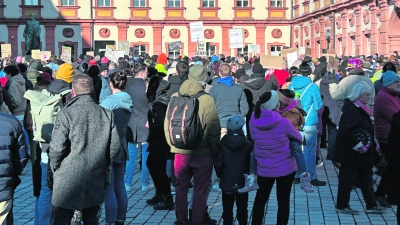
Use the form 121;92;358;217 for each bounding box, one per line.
249;110;302;178
374;86;400;141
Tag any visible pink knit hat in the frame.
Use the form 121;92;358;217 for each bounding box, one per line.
16;56;23;63
101;57;109;64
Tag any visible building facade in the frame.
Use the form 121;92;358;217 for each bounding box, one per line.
0;0;293;59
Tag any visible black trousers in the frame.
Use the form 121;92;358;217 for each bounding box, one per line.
336;165;376;210
321;106;329;147
252;172;295;225
222;192;248;225
147;152;171;196
376;142;397;199
51;205;100;225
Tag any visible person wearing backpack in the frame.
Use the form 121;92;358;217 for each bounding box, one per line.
288;61;325;187
164;79;220;225
313;56;328;82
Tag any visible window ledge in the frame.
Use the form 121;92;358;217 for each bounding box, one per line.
93;6;116;9
19;5;44;8
129;7;151;10
198;7;221;10
56;6;80;9
266;7;289;10
232;7;255;9
163;7;186;9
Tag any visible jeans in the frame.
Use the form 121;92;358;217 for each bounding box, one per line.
252;173;295;225
174;154;213;225
104;162;127;223
15;115;31;156
290;141;307;174
36;162;52;225
336;165;376;210
222;192;248;225
125;142;150;187
51;205;101;225
166;159;172;178
296;125;317;180
147;153;171;196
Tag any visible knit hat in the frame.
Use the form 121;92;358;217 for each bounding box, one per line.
383;71;399;86
362;62;372;70
16;56;23;63
56;64;75;83
260;90;279;111
89;59;97;67
40;72;53;82
234;68;246;80
298;61;312;76
99;66;108;74
30;61;40;70
252;63;264;75
157;53;168;64
227;114;245;131
278;89;295;106
101;57;109;64
318;56;327;63
242;63;251;70
188;65;207;82
193;56;202;62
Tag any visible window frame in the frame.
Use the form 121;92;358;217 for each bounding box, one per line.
202;0;215;7
133;0;146;7
270;45;282;55
270;0;283;7
235;0;249;7
133;45;146;57
61;0;75;6
237;46;249;56
168;0;181;7
97;0;111;7
24;0;39;5
168;50;182;59
207;45;216;57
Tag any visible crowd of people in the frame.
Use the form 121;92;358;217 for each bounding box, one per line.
0;50;399;225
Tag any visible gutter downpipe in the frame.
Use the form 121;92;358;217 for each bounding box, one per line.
290;0;293;47
90;0;94;51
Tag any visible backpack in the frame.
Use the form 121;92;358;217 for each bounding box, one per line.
24;89;70;143
292;83;313;131
167;91;205;149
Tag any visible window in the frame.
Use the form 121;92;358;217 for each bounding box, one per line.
270;0;282;7
270;45;282;55
168;0;181;7
236;0;249;7
207;45;216;57
98;0;111;6
237;46;248;56
202;0;215;7
133;45;146;57
133;0;146;7
61;0;75;6
24;0;39;5
169;50;181;59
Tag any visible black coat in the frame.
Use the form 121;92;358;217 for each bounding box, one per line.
214;130;252;193
91;75;102;104
388;112;400;200
333;99;375;169
313;62;327;82
166;73;188;97
0;113;26;202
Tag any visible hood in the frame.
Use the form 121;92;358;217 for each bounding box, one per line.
179;79;204;96
211;55;219;64
342;98;356;113
102;92;133;112
291;75;312;89
46;79;71;94
221;130;249;151
10;74;25;85
243;74;266;90
169;74;187;85
318;62;328;69
320;74;330;85
251;110;282;130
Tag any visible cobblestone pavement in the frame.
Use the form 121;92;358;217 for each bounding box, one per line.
13;149;398;224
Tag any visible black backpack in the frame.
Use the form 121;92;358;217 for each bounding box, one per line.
167;91;205;149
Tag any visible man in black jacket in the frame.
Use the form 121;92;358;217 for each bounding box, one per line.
166;61;189;97
313;56;328;82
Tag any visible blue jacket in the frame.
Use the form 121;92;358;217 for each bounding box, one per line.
99;76;112;101
289;76;323;126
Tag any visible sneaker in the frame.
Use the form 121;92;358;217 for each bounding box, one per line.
293;178;300;184
125;184;132;192
365;206;387;214
142;184;154;191
238;174;259;193
300;172;314;193
336;207;359;215
375;195;391;208
310;179;326;186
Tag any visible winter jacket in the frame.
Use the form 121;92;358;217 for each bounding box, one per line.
49;95;120;210
329;69;375;111
0;113;26;202
164;80;221;156
214;130;252;193
100;91;133;163
333;99;375;169
166;73;188;97
374;78;400;97
249;110;302;178
388;112;400;200
209;80;249;128
317;74;342;126
8;74;27;116
22;73;34;91
279;101;304;129
313;62;327;82
241;74;278;108
100;76;112;101
371;70;383;83
125;77;149;143
289;76;323;126
374;86;400;141
90;75;102;104
273;69;290;87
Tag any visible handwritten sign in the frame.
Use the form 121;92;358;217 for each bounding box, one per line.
197;41;206;56
228;29;244;49
248;44;260;54
31;49;40;59
286;52;298;68
1;44;11;58
106;45;115;50
105;47;118;62
40;51;52;61
118;42;130;55
190;21;204;42
61;46;71;63
260;55;283;69
168;41;182;51
298;47;312;56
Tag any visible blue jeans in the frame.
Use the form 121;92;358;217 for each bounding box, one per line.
15;115;31;156
125;142;150;187
290;140;307;174
296;125;317;180
105;163;127;223
35;162;52;225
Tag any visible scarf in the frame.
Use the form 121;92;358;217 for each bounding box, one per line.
355;100;373;120
217;76;234;86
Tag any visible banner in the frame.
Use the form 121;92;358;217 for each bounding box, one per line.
118;42;130;55
168;41;182;51
281;48;297;57
197;41;206;56
61;46;71;63
190;21;204;42
105;47;118;62
228;29;244;49
1;44;11;58
40;51;52;61
31;49;41;59
248;44;260;54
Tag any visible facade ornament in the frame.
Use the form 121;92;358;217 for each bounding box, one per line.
62;28;74;38
363;10;370;24
134;28;146;38
271;29;282;38
169;29;181;39
204;29;215;39
294;28;299;38
348;13;355;27
99;28;110;38
336;16;341;29
314;22;320;34
244;29;249;38
304;26;309;37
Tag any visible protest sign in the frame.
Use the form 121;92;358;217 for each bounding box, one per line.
281;48;297;57
298;47;311;55
248;44;260;54
86;51;94;57
228;29;244;49
286;52;298;68
115;51;125;58
259;55;283;69
197;41;206;56
106;45;115;50
190;21;204;42
168;41;182;51
61;46;71;63
271;52;280;56
31;49;41;59
1;44;11;58
40;51;52;61
118;42;130;55
105;47;118;62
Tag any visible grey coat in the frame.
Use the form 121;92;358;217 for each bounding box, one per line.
49;95;120;210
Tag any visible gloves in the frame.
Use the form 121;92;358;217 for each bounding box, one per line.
357;145;369;154
327;72;337;84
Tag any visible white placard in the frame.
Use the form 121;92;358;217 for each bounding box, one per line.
271;52;280;56
190;21;204;42
298;47;306;55
105;47;118;62
248;44;260;54
229;29;244;49
61;46;71;64
286;52;298;68
197;41;206;56
115;51;125;59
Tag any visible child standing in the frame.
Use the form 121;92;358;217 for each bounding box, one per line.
214;114;253;225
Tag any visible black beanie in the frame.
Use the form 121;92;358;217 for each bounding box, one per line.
319;56;327;63
252;63;264;75
234;68;246;79
298;61;312;76
17;63;28;73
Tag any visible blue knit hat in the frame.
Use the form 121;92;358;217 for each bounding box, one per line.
383;71;399;86
226;114;245;131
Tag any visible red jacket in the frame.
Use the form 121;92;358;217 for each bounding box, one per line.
272;69;289;87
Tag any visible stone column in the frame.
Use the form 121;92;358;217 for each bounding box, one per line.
44;23;56;54
378;0;389;54
369;3;378;54
117;24;128;41
310;20;315;56
80;23;92;50
221;24;232;56
255;24;266;55
299;22;304;48
340;9;348;55
153;24;163;54
355;5;362;55
187;25;196;57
